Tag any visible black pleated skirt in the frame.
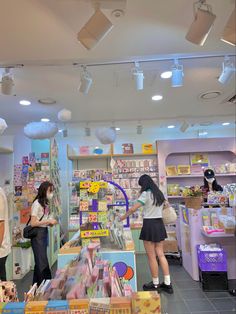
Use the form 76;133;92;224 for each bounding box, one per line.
139;218;167;243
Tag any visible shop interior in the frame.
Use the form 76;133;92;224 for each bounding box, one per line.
0;0;235;313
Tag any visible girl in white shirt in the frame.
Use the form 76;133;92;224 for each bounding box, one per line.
30;181;57;285
120;174;173;294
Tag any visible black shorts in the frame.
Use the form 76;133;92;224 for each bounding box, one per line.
139;218;167;243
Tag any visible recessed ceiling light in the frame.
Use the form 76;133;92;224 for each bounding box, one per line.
199;131;208;136
58;129;63;133
38;98;56;105
199;91;222;100
152;95;163;101
160;71;172;79
19;100;31;106
115;127;121;131
222;122;230;126
41;118;50;122
168;125;175;129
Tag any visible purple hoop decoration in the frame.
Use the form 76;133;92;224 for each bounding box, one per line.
105;180;130;228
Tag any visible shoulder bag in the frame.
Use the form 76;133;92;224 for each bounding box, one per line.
162;201;177;225
23;214;45;239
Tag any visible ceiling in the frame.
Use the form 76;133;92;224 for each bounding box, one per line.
0;0;235;132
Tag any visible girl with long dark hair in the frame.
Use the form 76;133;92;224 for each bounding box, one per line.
30;181;57;285
120;174;173;294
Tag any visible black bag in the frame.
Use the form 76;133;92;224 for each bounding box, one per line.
23;214;44;239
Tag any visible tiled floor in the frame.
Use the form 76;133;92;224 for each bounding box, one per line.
14;254;236;314
136;254;236;314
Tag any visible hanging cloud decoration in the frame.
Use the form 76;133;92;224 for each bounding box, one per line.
24;122;58;139
95;127;116;144
0;118;7;135
57;109;72;122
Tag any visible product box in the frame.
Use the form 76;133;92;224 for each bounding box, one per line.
132;291;161;314
110;297;131;314
45;300;68;313
89;298;110;314
0;303;6;313
122;143;134;154
2;302;25;314
163;239;178;253
25;301;48;314
177;165;191;175
166;165;178;176
79;146;90;155
69;299;89;314
142;144;154;154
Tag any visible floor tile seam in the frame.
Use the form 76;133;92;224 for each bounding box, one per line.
206;296;225;312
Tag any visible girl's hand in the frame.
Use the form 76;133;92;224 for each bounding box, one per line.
48;219;58;226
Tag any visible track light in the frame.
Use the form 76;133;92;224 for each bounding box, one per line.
137;122;143;135
85;124;91;137
185;0;216;46
171;60;184;87
79;66;93;94
180;121;189;133
221;8;236;46
218;57;235;84
1;69;14;95
77;8;113;50
132;62;144;91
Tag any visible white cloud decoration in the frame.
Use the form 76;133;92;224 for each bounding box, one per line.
24;122;58;139
0;118;8;135
57;109;72;122
95;127;116;144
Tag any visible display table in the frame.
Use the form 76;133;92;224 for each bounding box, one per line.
179;205;236;281
58;229;137;292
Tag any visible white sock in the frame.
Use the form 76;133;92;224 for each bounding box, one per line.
152;277;159;286
164;275;171;285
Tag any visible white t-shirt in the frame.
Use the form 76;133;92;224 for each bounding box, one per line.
0;188;11;258
31;200;53;228
137;190;163;219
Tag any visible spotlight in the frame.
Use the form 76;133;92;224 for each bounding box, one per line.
198;130;208;137
171;60;184;87
41;118;50;122
222;122;230;126
1;69;14;95
185;0;216;46
221;8;236;46
62;129;68;138
137;123;143;135
77;9;113;50
161;71;172;79
218;57;235;84
152;95;163;101
20;100;31;106
180;121;189;133
79;66;93;94
132;62;144;91
168;125;175;129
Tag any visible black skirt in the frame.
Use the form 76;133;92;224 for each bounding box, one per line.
139;218;167;243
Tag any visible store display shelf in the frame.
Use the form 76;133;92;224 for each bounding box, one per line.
201;230;235;238
167;195;183;199
112;153;157;158
68;154;111;160
166;173;236;179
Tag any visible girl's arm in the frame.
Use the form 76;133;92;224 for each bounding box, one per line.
30;216;51;227
120;202;142;221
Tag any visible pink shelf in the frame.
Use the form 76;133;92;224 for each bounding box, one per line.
167;173;236;179
201;230;235;238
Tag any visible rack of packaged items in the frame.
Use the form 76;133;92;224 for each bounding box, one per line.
68;169;113;239
0;293;161;314
112;158;158;226
166;153;236;199
201;206;235;237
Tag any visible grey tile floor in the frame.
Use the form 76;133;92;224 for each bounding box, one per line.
14;254;236;314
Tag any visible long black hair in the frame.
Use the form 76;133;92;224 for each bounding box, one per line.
33;181;54;209
203;178;223;192
138;174;165;206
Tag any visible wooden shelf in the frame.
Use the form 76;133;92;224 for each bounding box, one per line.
166;173;236;179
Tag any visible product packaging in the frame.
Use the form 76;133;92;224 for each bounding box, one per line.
132;291;161;314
